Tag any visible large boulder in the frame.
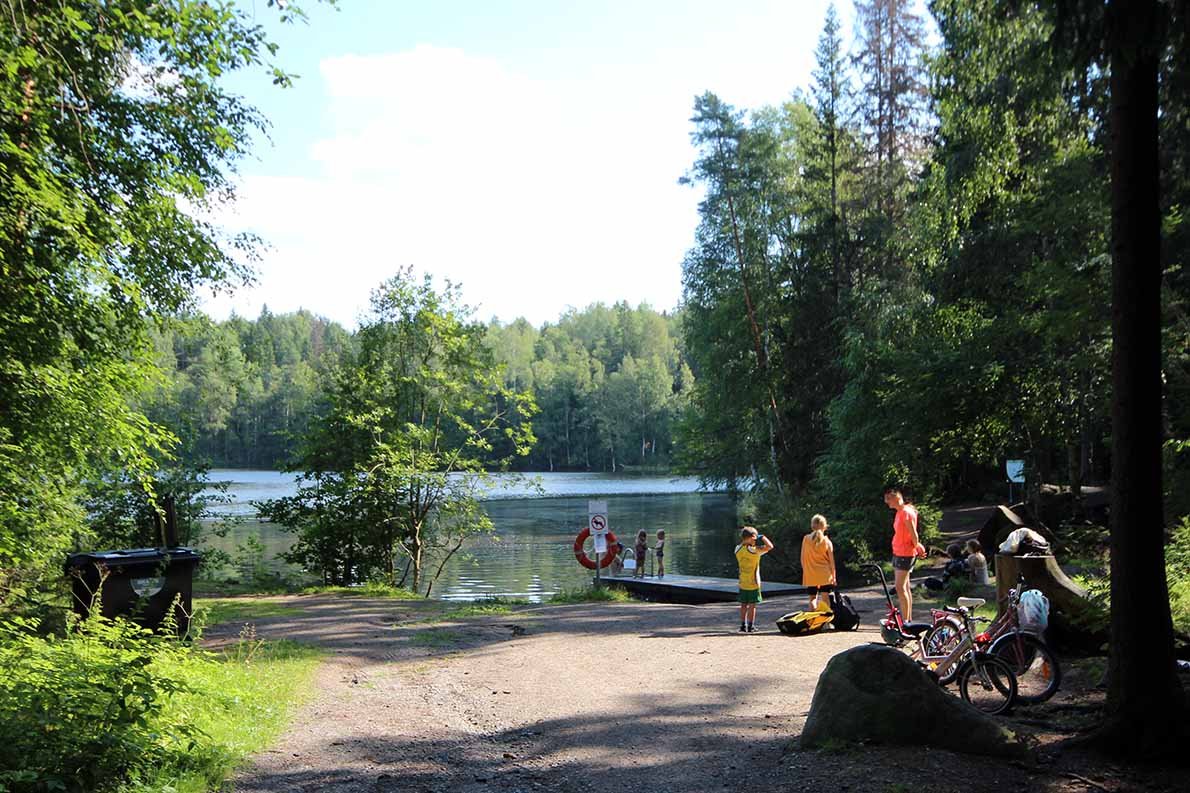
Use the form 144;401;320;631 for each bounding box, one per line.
801;644;1030;759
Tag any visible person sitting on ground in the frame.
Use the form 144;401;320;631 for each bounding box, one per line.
923;543;969;592
966;539;989;584
800;514;837;610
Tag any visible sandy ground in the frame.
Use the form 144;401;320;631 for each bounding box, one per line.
207;587;1184;793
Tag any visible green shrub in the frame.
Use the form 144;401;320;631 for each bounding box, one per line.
0;615;321;793
1168;517;1190;634
124;637;320;793
0;616;196;792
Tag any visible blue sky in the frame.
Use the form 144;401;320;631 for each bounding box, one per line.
206;0;854;327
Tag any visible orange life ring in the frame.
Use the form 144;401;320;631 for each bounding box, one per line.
574;528;618;570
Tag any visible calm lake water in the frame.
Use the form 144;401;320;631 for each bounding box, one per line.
200;470;740;601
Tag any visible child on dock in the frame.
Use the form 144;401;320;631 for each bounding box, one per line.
655;530;666;577
634;530;648;578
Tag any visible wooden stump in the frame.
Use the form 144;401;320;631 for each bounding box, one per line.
995;553;1106;651
979;505;1058;574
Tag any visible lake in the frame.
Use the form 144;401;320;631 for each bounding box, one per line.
200;470;740;601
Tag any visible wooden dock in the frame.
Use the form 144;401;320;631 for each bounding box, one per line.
598;573;807;604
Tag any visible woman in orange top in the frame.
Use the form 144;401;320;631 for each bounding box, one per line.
800;514;837;610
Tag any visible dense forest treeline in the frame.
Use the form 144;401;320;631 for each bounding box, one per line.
148;302;691;473
675;0;1190;556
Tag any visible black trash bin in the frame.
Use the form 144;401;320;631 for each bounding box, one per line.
65;547;202;635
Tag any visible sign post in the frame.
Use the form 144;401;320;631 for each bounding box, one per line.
588;500;608;586
1006;459;1025;504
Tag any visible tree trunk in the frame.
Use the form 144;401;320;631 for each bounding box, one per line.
410;524;423;595
1097;0;1186;752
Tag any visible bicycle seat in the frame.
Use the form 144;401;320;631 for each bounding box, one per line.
901;621;934;636
957;597;986;609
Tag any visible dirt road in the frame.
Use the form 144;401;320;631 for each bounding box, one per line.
216;589;1178;793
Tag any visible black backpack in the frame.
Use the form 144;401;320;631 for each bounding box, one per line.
829;590;860;631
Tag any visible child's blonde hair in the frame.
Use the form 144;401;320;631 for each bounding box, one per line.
637;530;647;540
740;526;758;540
657;530;665;538
809;514;829;547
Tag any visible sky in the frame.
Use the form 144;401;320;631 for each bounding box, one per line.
204;0;852;328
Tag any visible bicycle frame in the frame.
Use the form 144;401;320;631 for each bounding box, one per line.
864;562;950;644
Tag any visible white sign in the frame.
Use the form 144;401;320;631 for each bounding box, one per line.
1006;460;1025;484
593;532;608;555
588;500;609;536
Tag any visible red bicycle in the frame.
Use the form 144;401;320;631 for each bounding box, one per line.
923;577;1061;704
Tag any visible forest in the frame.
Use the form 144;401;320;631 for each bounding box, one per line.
676;0;1189;557
1;1;1188;787
145;301;690;473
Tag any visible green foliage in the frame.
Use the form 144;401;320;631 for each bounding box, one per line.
0;0;312;614
122;638;321;793
674;0;1190;574
0;616;195;792
145;310;350;469
1167;517;1190;634
0;614;320;793
148;301;688;476
262;268;537;595
85;461;234;553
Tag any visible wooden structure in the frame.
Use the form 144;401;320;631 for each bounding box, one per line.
995;552;1105;650
601;573;805;604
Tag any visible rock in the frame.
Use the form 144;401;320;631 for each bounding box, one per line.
801;645;1030;759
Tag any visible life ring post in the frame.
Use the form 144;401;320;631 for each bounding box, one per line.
573;527;618;573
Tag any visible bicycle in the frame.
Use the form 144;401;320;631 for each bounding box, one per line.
923;576;1061;704
866;563;1018;715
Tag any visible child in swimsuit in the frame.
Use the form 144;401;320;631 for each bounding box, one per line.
634;530;648;578
655;530;666;577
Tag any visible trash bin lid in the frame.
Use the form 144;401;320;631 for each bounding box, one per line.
65;546;202;570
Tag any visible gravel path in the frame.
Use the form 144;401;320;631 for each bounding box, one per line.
212;588;1182;793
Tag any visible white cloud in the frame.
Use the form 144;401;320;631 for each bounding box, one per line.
206;0;846;328
210;43;708;327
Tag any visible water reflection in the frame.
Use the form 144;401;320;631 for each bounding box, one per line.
200;472;739;602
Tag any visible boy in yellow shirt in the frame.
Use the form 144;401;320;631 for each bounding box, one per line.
735;526;774;632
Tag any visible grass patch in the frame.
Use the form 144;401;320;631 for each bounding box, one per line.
813;737;858;755
121;638;323;793
912;587;997;621
194;578;294;597
299;582;422;599
437;597;531;621
548;586;632;604
409;629;462;648
195;597;305;626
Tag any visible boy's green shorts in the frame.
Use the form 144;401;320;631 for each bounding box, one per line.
738;588;762;604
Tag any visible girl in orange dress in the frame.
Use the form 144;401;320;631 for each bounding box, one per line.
800;514;837;610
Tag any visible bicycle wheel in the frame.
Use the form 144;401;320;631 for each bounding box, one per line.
990;632;1061;704
924;620;963;685
957;654;1017;715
